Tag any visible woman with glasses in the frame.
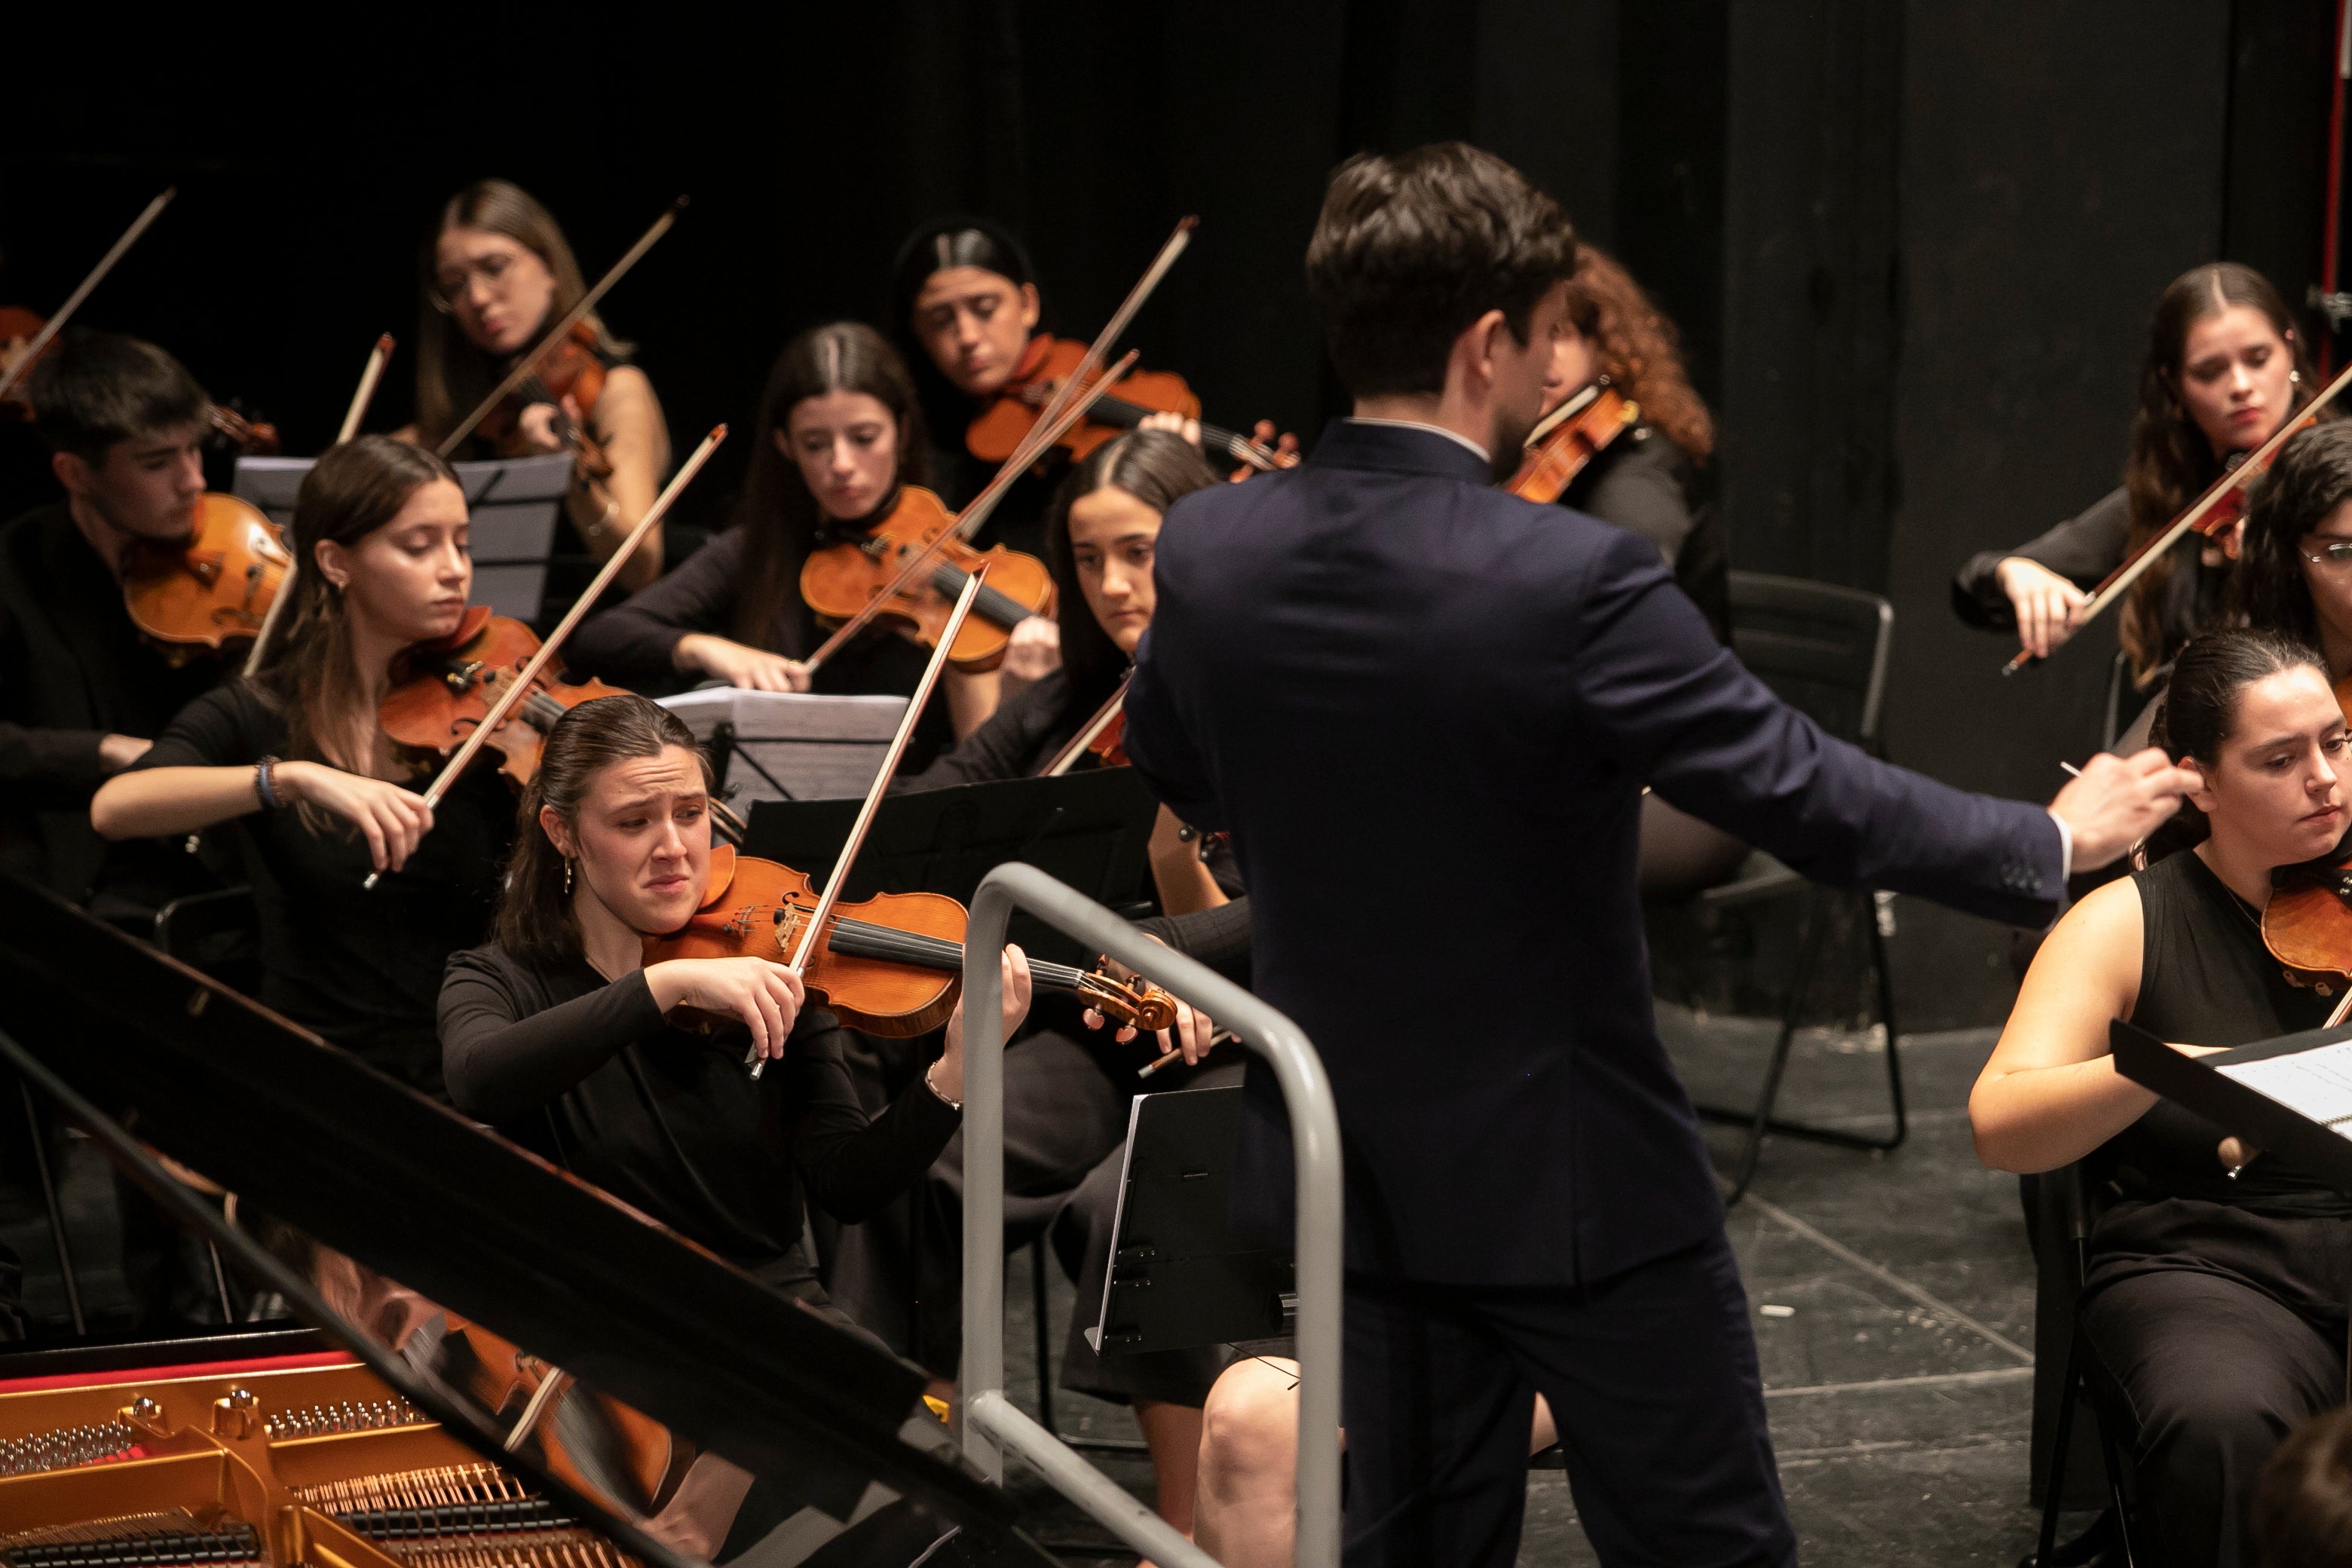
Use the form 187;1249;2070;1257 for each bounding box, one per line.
2234;421;2352;696
401;179;672;599
1952;263;2323;693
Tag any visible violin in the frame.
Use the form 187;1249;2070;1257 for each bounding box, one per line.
0;302;279;454
476;319;614;474
1039;679;1130;776
120;493;292;664
799;485;1055;672
645;844;1179;1037
447;1320;684;1520
379;605;631;787
966;335;1294;475
1508;378;1638;503
2263;676;2352;1021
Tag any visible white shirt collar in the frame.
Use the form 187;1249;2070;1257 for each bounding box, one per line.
1343;416;1490;464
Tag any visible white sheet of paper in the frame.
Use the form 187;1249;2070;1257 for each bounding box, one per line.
2216;1040;2352;1135
654;687;909;803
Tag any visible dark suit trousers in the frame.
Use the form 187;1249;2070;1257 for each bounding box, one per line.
1343;1230;1794;1568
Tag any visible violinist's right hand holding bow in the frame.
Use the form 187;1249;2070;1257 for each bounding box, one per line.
646;955;807;1062
1996;556;2090;661
672;632;812;694
91;758;436;874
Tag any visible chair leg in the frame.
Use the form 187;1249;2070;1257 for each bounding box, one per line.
1707;896;1824;1206
19;1076;84;1337
1031;1238;1058;1438
2032;1328;2081;1568
2096;1386;2139;1567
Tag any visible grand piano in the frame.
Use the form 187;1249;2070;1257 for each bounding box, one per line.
0;872;1058;1566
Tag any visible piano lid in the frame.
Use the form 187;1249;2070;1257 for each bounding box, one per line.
0;873;1049;1563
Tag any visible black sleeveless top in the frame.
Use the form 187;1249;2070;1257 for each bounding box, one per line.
2112;847;2351;1217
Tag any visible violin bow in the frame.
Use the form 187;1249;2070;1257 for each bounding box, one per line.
749;568;991;1078
1026;216;1197;440
336;333;397;446
247;335;400;676
436;196;686;456
0;188;176;403
799;349;1140;675
363;424;727;889
2005;356;2352;674
1038;674;1131;777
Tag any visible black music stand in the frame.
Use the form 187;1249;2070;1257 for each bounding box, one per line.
1089;1086;1293;1358
743;768;1161;965
2112;1018;2352;1195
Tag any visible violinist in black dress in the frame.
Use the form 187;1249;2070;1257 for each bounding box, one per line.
1972;629;2352;1568
1123;142;2196;1567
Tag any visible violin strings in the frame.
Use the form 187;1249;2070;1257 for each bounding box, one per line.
816;913;1090;992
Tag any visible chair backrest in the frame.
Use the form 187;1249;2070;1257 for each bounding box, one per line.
1726;571;1894;749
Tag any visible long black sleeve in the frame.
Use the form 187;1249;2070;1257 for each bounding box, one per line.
895;672;1072;791
439;954;659;1120
1132;896;1253;987
1952;486;2129;629
568;528;752;685
779;1027;960;1223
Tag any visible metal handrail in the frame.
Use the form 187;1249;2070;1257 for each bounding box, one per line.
959;862;1343;1568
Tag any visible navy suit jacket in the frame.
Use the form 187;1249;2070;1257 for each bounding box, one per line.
1123;421;2066;1287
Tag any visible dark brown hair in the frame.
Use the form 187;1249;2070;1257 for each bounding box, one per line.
1561;243;1714;463
414;179;625;449
1305;142;1576;398
2142;626;2328;857
495;693;712;969
2259;1407;2352;1568
2121;262;2320;682
29;329;209;463
250;436;457;785
730;323;930;653
1046;430;1221;712
887;216;1040;436
2231;421;2352;651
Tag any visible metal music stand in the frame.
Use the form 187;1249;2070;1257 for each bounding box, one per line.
2112;1018;2352;1193
234;453;571;621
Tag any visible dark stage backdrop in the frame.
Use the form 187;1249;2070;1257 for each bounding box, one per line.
5;2;2342;1023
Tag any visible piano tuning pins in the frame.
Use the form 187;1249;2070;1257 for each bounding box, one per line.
0;1416;138;1475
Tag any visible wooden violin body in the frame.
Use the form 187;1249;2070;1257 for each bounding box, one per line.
379;606;630;786
965;335;1294;473
120;492;292;663
648;846;968;1037
2263;674;2352;1002
799;485;1054;672
1508;379;1638;503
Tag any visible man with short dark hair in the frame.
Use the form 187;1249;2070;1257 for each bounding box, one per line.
1123;142;2197;1565
2;329;225;920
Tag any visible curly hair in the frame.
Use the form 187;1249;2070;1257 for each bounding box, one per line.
1560;243;1714;463
2232;421;2352;653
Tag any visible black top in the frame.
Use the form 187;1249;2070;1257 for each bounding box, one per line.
1127;419;2068;1285
922;401;1067;565
131;682;513;1095
1558;424;1730;645
438;943;961;1284
0;503;224;908
566;523;952;770
2113;848;2347;1217
1951;486;2218;674
896;669;1091;789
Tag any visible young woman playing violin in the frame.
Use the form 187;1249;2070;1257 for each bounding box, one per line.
1953;262;2323;684
404;179;672;600
1971;628;2352;1568
568;322;1001;746
90;436;515;1095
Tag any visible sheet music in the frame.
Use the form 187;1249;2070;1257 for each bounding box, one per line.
2216;1040;2352;1134
654;687;908;802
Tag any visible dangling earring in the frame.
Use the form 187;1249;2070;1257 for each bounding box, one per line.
563;859;574;896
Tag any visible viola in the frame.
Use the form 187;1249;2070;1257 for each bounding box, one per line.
379;605;632;787
645;844;1179;1037
800;485;1055;672
447;1320;683;1520
1508;378;1638;503
966;335;1294;474
120;493;292;664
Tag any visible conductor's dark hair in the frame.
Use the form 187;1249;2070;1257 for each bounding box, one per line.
731;322;930;654
1045;430;1221;716
29;329;209;464
498;694;712;969
2143;627;2328;858
2120;262;2323;684
1304;142;1577;398
2257;1407;2352;1568
2234;421;2352;652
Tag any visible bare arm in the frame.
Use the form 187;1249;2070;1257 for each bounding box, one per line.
1970;875;2155;1173
583;366;670;590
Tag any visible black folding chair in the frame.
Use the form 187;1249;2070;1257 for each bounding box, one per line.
2020;1162;2136;1567
1682;572;1906;1203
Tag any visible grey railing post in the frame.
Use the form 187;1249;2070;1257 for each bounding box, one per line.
959;862;1343;1568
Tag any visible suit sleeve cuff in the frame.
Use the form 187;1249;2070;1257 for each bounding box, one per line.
2044;810;2072;883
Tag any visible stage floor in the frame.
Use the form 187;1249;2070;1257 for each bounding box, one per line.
1001;1007;2075;1565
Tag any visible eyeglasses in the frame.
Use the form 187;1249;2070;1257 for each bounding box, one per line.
427;252;521;314
2303;537;2352;567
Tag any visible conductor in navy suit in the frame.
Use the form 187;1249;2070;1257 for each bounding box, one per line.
1121;143;2199;1566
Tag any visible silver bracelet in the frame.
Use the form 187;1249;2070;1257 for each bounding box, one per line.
924;1058;962;1110
253;755;284;810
